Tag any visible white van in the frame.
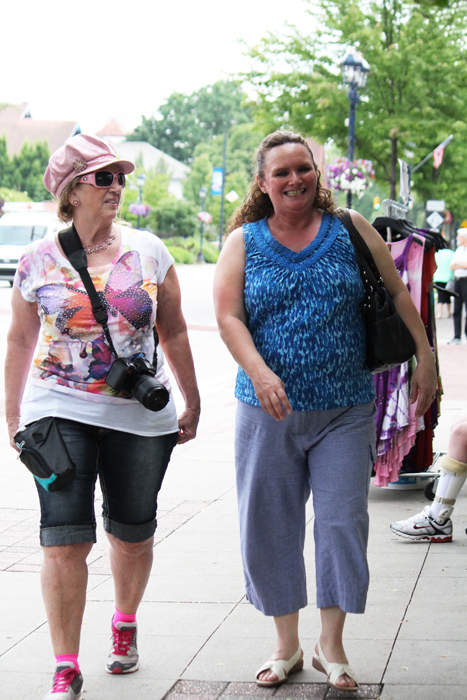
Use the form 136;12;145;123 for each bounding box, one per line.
0;211;63;285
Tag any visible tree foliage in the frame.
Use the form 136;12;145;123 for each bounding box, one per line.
127;80;254;164
246;0;467;218
0;136;51;201
120;169;198;238
182;122;266;229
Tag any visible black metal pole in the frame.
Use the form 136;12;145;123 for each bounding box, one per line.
218;129;228;251
198;191;206;263
346;86;358;209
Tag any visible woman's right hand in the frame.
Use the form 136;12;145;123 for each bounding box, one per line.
7;416;20;452
251;366;292;422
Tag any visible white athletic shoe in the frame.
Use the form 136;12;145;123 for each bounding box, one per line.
390;506;453;542
42;663;83;699
105;618;139;674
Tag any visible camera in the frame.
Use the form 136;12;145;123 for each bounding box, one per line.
106;355;170;412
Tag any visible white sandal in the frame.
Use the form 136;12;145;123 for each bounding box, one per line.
255;645;303;687
312;641;358;691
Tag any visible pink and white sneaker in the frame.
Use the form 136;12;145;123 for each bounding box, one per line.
43;662;83;699
390;506;453;542
105;618;139;674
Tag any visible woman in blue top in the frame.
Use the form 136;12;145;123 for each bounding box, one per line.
214;131;437;691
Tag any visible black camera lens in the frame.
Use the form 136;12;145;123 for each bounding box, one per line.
131;374;170;412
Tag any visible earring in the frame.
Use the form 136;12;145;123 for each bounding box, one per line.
72;199;80;206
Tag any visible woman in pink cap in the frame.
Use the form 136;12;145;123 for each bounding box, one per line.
4;134;200;700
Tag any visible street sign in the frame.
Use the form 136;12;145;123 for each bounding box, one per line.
426;211;444;229
226;190;239;203
426;200;445;212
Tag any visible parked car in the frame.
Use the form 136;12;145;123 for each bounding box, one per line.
0;211;62;285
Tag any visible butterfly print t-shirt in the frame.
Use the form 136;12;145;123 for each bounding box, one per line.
15;227;179;436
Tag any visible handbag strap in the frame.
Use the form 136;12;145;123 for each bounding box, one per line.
58;225;119;359
335;208;383;292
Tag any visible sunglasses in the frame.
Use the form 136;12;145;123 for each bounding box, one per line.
79;171;126;188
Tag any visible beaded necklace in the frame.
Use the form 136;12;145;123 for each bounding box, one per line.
84;231;116;255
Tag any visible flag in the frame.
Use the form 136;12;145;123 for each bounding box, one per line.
433;147;444;169
211;168;223;195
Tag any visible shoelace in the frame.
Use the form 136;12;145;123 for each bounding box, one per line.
53;667;77;693
111;626;135;656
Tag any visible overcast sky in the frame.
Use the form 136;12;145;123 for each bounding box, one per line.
2;0;316;135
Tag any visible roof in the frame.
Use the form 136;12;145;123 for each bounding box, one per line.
0;103;80;157
115;141;189;180
0;103;31;123
96;119;126;137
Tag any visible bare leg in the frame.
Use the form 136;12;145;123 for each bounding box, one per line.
41;542;93;654
257;611;301;683
447;413;467;463
319;605;356;689
106;533;154;614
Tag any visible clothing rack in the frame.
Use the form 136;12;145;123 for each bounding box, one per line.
371;217;440;487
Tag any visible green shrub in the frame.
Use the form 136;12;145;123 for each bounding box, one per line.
201;241;219;263
165;245;195;264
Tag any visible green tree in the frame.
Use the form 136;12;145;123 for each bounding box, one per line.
127;80;254;164
246;0;467;217
0;138;51;200
149;198;197;239
0;135;12;187
121;169;197;238
182;122;266;229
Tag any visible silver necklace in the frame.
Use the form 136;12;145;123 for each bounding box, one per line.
84;231;116;255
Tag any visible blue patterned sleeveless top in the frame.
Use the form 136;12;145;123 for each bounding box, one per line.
235;212;376;411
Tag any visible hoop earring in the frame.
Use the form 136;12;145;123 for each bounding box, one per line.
72;199;80;207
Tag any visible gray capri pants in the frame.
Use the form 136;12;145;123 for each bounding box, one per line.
235;400;376;617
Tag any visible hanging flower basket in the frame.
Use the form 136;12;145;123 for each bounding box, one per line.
327;158;375;198
129;203;151;217
197;211;212;224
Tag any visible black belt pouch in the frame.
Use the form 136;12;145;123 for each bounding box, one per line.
14;417;76;492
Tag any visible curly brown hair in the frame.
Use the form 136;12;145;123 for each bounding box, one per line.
228;130;334;233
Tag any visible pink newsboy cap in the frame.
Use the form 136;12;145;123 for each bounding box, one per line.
43;134;135;198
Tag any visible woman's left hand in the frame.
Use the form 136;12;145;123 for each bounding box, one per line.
410;354;438;419
177;406;200;444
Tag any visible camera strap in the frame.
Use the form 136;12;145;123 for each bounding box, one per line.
58;225;160;368
58;225;119;359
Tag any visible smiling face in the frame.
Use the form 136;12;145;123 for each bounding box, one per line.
69;163;124;223
257;142;318;216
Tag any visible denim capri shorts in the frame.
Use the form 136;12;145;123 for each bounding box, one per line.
35;418;178;547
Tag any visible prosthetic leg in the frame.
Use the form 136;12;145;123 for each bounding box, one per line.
428;455;467;523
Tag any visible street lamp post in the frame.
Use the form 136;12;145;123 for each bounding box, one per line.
136;173;146;229
340;48;370;208
198;186;207;262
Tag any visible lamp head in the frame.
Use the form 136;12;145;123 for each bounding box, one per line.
340;48;370;89
136;173;146;189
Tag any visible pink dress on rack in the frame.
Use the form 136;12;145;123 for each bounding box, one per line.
373;234;425;487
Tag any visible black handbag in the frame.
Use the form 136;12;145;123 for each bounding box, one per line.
14;417;76;491
336;209;416;374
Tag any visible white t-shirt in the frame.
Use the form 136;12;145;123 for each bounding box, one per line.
16;226;179;436
451;245;467;279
